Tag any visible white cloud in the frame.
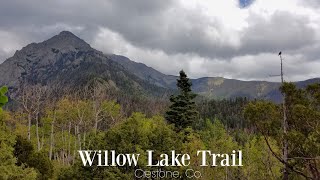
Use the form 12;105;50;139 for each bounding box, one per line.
0;30;26;63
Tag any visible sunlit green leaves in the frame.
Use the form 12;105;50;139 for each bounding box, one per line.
244;101;281;136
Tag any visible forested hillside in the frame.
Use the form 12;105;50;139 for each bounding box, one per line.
0;69;319;179
0;32;319;179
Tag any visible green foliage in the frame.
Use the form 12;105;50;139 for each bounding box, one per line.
0;86;8;112
281;83;320;179
104;113;180;169
244;101;281;136
58;164;132;180
197;97;249;129
3;82;318;179
59;113;181;179
0;111;37;179
165;70;199;131
242;136;282;179
14;136;34;166
200;120;237;150
27;151;54;180
245;82;320;179
61;112;284;179
198;120;240;179
100;100;121;128
14;136;53;179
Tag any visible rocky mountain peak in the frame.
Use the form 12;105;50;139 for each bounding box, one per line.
0;31;96;87
44;31;91;51
59;30;77;36
11;31;91;59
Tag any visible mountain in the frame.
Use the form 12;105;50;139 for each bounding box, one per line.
0;31;319;102
107;55;279;99
0;31;170;97
107;54;177;89
108;53;320;102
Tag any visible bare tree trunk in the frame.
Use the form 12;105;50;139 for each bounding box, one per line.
68;122;71;165
283;99;288;180
62;127;66;166
94;118;98;134
28;113;32;140
41;131;44;150
280;54;289;180
83;131;86;148
49;111;55;160
77;124;81;150
73;124;77;165
36;114;40;151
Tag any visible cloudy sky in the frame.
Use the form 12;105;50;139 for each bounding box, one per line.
0;0;320;81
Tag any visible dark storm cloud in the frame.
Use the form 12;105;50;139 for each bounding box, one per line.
0;0;173;34
0;0;174;51
0;0;317;59
0;0;319;81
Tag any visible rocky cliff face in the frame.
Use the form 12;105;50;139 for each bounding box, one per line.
0;31;91;86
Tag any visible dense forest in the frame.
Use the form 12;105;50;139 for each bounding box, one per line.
0;71;319;179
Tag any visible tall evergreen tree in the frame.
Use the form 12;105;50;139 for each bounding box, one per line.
165;70;199;130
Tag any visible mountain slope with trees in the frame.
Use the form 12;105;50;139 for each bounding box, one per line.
1;31;319;102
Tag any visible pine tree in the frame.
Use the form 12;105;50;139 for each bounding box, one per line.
165;70;199;131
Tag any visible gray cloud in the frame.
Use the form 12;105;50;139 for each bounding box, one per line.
0;0;319;81
299;0;320;8
240;11;317;56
